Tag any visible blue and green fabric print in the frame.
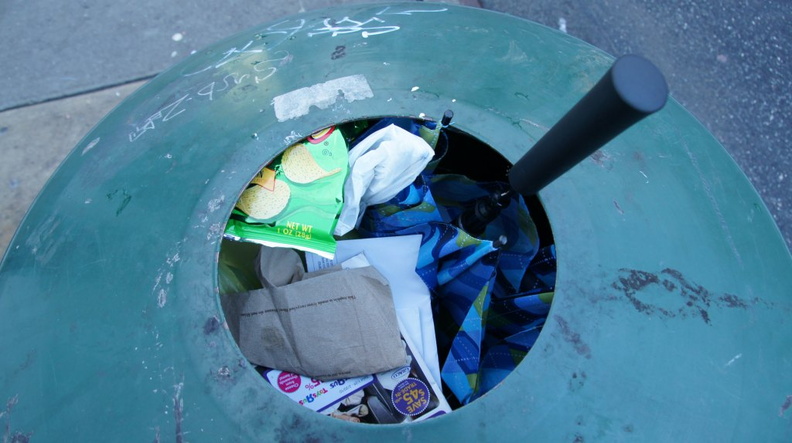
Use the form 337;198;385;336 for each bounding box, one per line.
359;173;556;405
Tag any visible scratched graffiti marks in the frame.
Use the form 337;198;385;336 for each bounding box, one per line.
307;16;399;38
307;5;448;38
128;42;287;143
612;268;756;325
128;50;286;143
127;93;191;143
127;5;447;143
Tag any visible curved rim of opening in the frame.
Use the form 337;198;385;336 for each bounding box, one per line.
212;116;558;425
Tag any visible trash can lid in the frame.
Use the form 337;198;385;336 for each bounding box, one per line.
1;3;790;441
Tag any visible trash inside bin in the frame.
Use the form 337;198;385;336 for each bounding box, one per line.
1;3;790;441
219;50;668;415
217;116;558;419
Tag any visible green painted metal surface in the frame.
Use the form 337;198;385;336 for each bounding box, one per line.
2;3;791;441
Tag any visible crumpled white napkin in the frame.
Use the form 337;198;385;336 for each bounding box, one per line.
335;124;434;235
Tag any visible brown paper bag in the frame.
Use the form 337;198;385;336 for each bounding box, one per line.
221;248;407;379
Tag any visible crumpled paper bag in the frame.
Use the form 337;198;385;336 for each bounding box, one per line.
221;247;407;379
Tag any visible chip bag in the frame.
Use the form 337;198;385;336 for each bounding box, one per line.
224;126;349;258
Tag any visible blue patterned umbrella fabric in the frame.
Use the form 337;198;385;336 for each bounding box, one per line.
359;168;556;405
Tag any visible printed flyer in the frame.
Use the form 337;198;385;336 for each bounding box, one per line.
259;323;451;424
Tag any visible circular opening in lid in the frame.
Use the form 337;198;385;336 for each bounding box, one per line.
216;116;556;424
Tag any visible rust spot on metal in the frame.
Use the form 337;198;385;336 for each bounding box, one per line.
617;269;659;292
553;315;592;359
612;270;667;317
661;279;676;292
698;308;711;324
611;268;756;325
569;371;587;392
203;316;221;335
720;293;748;309
779;395;792;417
589;150;614;170
9;352;36;382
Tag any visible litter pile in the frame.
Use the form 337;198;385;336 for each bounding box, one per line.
218;114;557;423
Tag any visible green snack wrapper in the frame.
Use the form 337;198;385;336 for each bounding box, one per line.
224;126;349;258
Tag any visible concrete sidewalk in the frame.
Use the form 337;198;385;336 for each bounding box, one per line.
1;0;789;257
0;81;146;251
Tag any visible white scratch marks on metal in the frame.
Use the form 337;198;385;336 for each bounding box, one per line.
207;195;225;212
81;137;101;155
207;222;224;241
520;118;550;131
284;131;303;145
725;353;742;367
157;289;168;308
26;214;63;265
173;381;185;443
166;253;181;266
680;139;744;267
154;246;182;308
272;74;373;122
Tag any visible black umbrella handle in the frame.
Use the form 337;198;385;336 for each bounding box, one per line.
508;54;669;196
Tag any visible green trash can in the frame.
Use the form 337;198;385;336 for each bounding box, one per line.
1;3;790;441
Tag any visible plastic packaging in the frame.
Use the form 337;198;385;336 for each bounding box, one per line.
224;126;349;258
